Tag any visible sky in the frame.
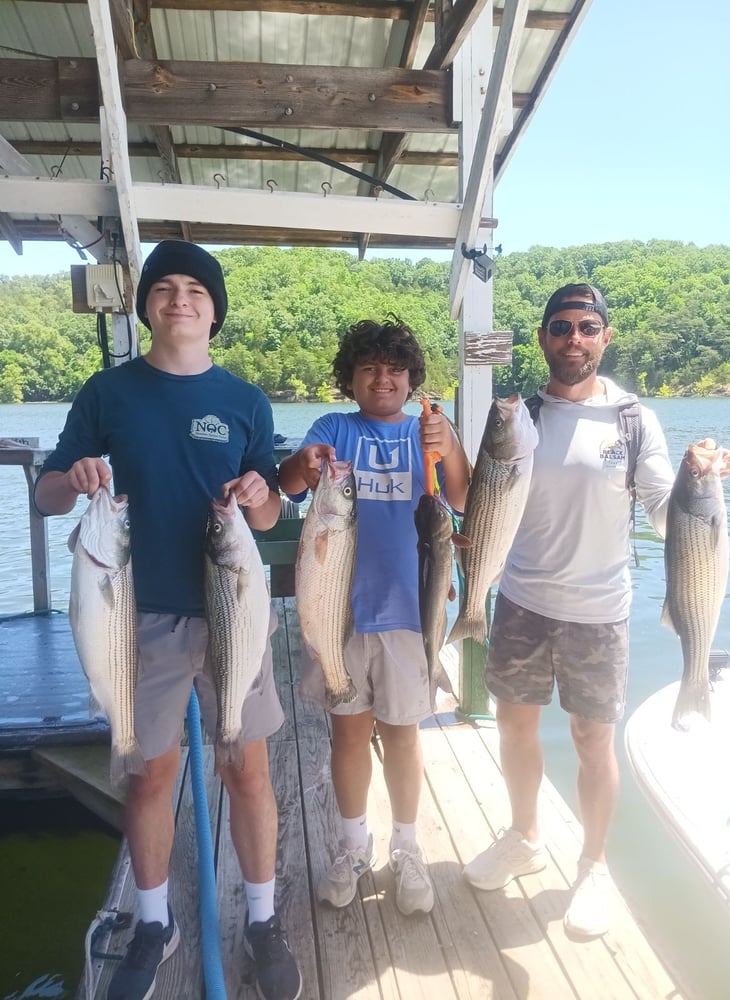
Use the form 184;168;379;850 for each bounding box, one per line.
1;0;728;278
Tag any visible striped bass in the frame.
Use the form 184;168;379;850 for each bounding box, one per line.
448;395;539;646
296;458;358;708
204;490;270;770
415;492;465;698
68;486;144;786
662;441;730;730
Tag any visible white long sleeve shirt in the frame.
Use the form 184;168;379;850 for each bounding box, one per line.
499;379;675;623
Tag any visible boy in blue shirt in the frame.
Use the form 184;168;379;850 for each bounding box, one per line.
35;241;301;1000
278;318;469;915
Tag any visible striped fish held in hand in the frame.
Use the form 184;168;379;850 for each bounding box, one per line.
415;492;467;698
448;395;539;646
662;440;730;730
68;486;144;786
204;490;270;771
295;458;358;708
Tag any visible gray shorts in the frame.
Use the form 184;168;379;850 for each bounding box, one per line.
300;629;432;726
134;606;285;760
485;593;629;723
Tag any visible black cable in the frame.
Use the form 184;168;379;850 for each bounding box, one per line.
222;126;417;201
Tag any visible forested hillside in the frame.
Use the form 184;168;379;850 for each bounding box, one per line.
1;240;728;403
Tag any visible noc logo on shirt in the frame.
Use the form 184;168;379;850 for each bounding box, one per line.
190;414;230;443
353;435;413;500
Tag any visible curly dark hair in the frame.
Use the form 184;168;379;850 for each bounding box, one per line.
332;317;426;400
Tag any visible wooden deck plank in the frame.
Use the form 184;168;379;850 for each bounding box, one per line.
0;610;686;1000
428;720;573;999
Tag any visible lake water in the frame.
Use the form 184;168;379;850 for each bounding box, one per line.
2;397;730;998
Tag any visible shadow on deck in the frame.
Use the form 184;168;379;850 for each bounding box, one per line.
62;597;686;1000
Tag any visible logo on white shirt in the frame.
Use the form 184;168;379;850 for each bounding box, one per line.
190;414;229;442
354;435;413;500
600;438;627;470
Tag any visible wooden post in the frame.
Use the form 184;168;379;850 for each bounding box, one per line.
23;463;51;612
0;440;52;612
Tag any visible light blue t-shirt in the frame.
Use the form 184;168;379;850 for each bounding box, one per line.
292;411;447;634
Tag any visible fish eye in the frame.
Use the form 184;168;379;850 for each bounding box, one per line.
213;522;222;532
343;486;353;497
123;518;131;529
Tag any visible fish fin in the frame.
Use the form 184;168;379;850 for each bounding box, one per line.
109;743;147;789
447;612;488;646
325;676;358;709
214;739;246;775
67;522;80;553
435;664;455;696
671;680;712;731
660;599;677;633
451;532;470;549
314;530;329;565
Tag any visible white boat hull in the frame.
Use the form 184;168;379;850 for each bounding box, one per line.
625;676;730;908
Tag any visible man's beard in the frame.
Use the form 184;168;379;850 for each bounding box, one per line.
547;355;598;386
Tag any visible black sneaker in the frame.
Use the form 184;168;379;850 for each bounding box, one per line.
244;914;302;1000
107;905;180;1000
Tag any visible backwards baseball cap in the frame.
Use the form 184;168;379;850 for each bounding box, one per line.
541;283;609;329
135;240;228;338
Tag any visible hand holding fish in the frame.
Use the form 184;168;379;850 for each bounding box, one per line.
419;407;455;458
64;457;113;499
223;470;271;509
284;442;337;493
695;438;730;478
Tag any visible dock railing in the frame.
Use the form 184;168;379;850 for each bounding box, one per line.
0;437;52;612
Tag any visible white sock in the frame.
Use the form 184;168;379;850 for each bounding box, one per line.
245;877;276;925
341;814;369;849
391;821;417;849
137;880;169;927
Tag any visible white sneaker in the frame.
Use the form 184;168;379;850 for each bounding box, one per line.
317;835;376;908
389;841;434;916
563;858;612;937
463;827;547;890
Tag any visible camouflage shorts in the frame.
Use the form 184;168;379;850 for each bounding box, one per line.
485;592;629;723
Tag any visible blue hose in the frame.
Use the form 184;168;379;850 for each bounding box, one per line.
187;688;228;999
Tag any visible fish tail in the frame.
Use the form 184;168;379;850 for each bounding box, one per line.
214;738;246;775
447;612;488;647
109;742;147;788
325;677;358;710
671;680;712;731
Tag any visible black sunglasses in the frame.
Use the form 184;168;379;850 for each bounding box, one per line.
547;319;605;338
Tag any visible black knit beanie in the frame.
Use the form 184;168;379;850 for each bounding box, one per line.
135;241;228;338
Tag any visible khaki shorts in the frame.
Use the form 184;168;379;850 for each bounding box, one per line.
134;606;285;760
300;629;432;726
486;593;629;723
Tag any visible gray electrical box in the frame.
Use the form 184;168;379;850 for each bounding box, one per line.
70;263;126;313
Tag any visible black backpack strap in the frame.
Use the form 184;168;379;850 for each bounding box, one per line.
618;400;643;566
524;394;542;424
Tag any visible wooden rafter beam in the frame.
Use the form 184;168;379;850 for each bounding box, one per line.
108;0;191;239
10;139;460;166
0;133;106;260
0;212;23;255
0;176;471;241
423;0;489;71
0;59;453;133
449;0;529;318
21;0;571;30
87;0;142;289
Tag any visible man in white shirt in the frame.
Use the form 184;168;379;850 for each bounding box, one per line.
462;283;675;937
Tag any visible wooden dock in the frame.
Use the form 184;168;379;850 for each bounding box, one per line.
70;598;685;1000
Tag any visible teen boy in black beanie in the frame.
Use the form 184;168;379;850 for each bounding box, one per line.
35;241;302;1000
